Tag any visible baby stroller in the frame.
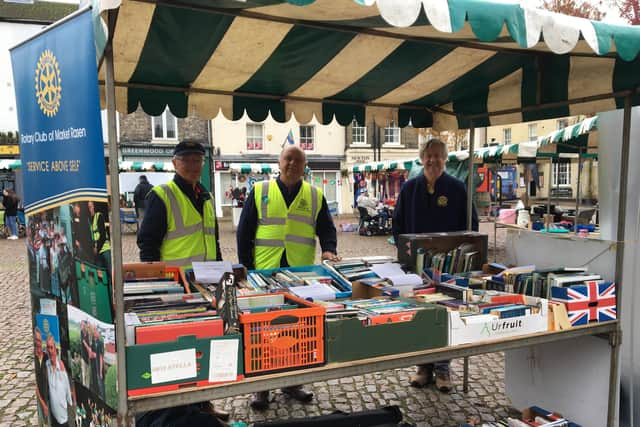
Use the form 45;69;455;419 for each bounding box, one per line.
357;207;392;236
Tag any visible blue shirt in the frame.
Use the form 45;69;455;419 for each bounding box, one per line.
392;172;478;243
236;178;337;270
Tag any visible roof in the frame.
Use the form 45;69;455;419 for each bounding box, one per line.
0;1;76;24
99;0;640;130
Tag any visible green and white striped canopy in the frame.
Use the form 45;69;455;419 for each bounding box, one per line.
352;158;419;173
538;115;598;146
100;0;640;130
118;160;175;171
0;159;21;170
229;163;278;174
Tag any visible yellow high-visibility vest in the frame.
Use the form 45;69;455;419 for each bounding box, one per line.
152;181;217;268
91;212;110;254
254;180;322;269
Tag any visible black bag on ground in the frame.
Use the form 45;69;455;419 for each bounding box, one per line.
135;404;226;427
252;405;412;427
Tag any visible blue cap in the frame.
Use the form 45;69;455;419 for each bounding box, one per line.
173;140;205;156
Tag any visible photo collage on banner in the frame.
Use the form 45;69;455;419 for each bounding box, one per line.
10;9;116;426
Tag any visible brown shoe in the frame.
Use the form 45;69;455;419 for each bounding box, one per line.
410;365;433;388
435;371;452;393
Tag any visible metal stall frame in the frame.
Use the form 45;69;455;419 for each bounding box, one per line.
99;5;637;425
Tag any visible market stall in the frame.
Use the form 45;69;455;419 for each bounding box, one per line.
13;0;640;425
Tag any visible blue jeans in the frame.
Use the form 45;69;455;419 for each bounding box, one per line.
6;215;17;236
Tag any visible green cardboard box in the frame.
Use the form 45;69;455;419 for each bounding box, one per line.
325;304;448;363
126;334;243;396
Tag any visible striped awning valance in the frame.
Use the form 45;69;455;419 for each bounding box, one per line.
0;159;21;170
118;161;175;171
98;0;640;131
352;158;419;173
538;116;598;146
229;163;278;174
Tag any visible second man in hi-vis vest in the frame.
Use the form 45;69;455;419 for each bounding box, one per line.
237;145;341;410
137;140;229;422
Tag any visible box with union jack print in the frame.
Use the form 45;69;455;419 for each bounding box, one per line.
550;281;616;326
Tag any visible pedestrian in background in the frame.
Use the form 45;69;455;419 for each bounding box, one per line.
2;188;19;239
134;175;153;224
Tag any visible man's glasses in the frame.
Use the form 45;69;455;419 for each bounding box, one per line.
176;156;205;165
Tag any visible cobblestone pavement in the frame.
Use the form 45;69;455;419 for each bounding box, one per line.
0;218;513;426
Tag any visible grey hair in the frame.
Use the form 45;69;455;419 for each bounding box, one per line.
419;138;447;160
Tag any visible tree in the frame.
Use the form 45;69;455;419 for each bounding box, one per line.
542;0;606;19
612;0;640;24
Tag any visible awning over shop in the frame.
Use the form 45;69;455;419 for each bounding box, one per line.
539;116;598;147
99;0;640;131
229;163;279;174
352;158;419;173
0;159;21;170
118;161;175;172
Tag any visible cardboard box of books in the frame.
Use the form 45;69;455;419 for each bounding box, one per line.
247;264;352;299
448;294;549;346
126;334;243;396
551;281;616;326
396;232;488;274
324;297;448;363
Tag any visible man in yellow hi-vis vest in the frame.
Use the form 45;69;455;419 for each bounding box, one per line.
138;140;221;267
237;145;341;410
137;140;228;422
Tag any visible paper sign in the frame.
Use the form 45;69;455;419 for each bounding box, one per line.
39;298;57;315
192;261;233;284
150;349;197;384
209;339;239;382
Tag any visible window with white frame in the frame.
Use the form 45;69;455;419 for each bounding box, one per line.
300;125;315;151
557;119;569;130
384;122;401;145
151;108;178;140
552;162;571;186
351;120;367;145
528;123;537;142
246;123;264;151
503;128;512;145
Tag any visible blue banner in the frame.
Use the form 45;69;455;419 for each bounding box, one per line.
10;9;107;214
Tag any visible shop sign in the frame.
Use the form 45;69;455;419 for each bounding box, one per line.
351;155;371;163
215;160;230;171
0;145;20;155
121;145;174;157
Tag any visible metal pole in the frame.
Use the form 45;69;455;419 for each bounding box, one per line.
547;158;552;230
463;122;475;391
575;149;583;235
607;95;632;427
105;10;131;426
467;122;475;230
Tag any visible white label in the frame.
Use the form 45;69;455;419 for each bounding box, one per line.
149;349;197;384
40;298;57;315
209;339;239;383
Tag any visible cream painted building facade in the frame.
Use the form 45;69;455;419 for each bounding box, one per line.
211;113;347;217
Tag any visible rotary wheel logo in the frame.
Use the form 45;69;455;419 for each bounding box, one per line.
34;50;62;117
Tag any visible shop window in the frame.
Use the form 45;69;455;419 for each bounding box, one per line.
151;108;177;140
384;122;401;145
552;162;571;187
503;128;511;145
351;120;367;145
528;123;537;142
308;171;338;205
246;123;263;151
221;173;234;205
557;119;569;130
300;125;315;151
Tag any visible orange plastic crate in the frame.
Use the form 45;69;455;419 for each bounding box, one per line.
239;293;325;376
